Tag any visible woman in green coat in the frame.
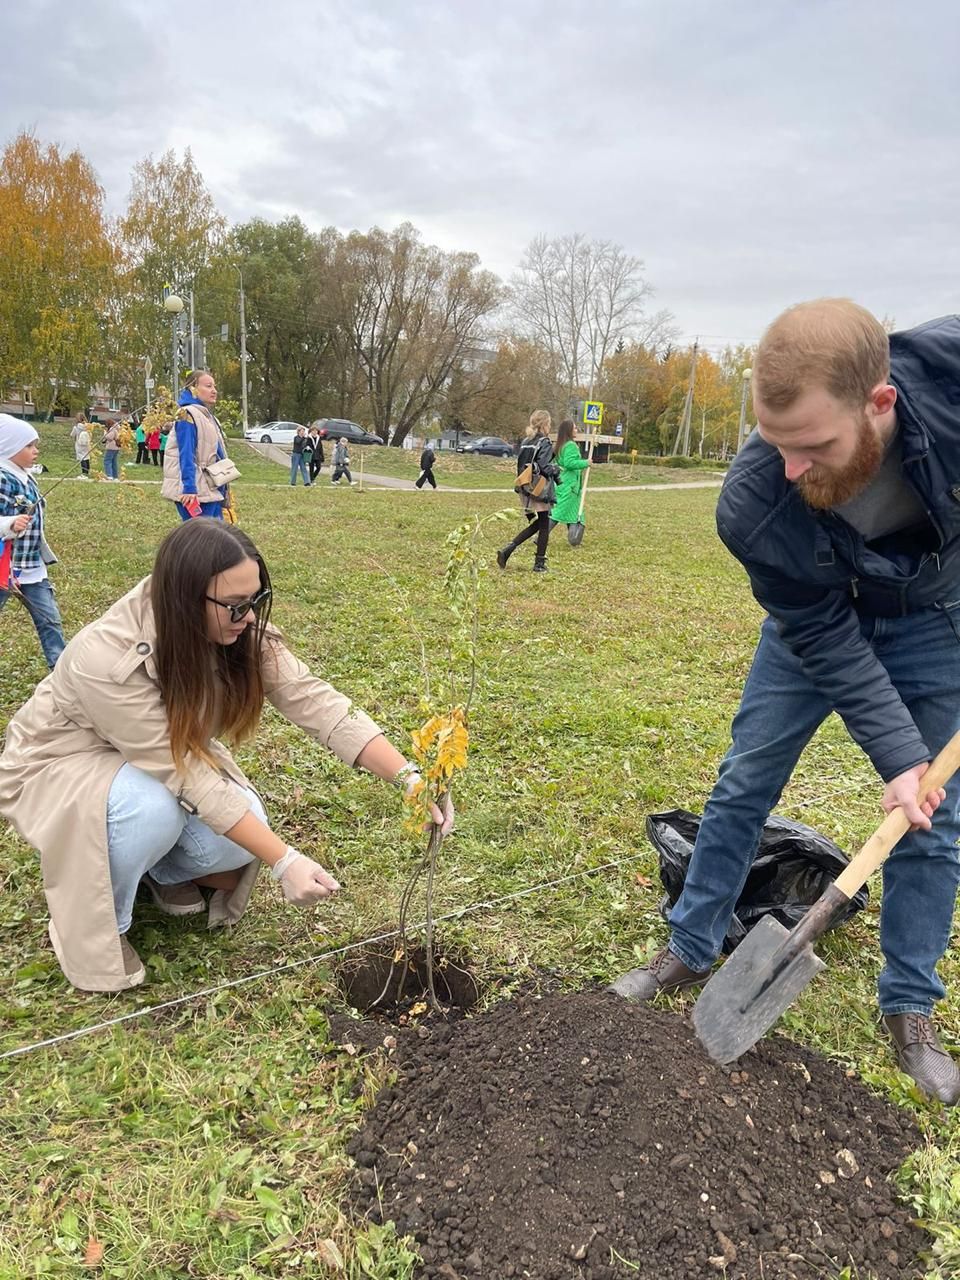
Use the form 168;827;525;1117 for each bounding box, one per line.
550;419;590;528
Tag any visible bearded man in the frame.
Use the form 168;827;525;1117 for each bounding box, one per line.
611;299;960;1103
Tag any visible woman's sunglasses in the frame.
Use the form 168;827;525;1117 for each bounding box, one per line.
206;587;272;623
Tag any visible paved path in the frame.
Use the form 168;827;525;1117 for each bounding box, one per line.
75;472;724;496
246;441;418;488
242;443;724;494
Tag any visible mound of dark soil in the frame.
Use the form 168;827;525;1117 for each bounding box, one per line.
345;991;926;1280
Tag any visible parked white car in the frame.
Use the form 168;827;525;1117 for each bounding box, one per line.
243;421;305;445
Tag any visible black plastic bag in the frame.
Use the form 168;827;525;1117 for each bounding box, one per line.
648;808;869;955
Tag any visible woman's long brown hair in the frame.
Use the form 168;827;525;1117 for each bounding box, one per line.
151;520;273;770
554;418;576;454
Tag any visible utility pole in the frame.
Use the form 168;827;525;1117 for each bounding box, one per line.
736;367;753;452
188;290;196;370
237;268;249;432
672;338;699;455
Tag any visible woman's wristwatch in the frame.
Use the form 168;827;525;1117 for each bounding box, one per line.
393;760;422;790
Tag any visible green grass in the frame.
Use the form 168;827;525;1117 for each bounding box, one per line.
32;422;725;492
353;445;722;489
1;467;958;1277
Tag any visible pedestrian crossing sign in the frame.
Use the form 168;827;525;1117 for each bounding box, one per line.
583;400;604;426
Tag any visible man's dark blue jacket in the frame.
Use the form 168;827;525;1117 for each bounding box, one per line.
717;315;960;782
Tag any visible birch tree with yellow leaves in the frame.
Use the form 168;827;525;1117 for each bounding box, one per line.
0;132;117;416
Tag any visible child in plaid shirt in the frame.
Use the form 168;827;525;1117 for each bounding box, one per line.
0;416;66;668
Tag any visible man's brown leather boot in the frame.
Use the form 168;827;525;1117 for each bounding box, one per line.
608;947;712;1002
883;1013;960;1104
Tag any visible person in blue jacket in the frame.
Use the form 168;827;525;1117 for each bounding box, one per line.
611;299;960;1104
160;371;233;520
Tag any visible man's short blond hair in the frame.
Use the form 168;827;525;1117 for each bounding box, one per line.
754;299;890;411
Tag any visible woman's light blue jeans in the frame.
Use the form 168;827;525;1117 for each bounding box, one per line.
668;609;960;1016
103;450;119;479
107;763;262;933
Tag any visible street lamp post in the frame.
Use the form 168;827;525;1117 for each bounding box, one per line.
736;367;752;453
232;265;249;432
164;292;185;391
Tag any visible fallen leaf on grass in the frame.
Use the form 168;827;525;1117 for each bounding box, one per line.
317;1237;345;1269
634;873;653;888
83;1237;104;1266
253;1232;297;1259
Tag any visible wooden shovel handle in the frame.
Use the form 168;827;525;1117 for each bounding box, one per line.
833;728;960;899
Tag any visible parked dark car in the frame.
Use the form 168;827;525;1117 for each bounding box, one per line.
313;418;384;446
456;435;516;458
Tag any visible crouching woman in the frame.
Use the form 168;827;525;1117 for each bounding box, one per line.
0;519;451;992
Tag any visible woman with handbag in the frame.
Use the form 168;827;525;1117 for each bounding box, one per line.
161;371;240;520
496;409;560;573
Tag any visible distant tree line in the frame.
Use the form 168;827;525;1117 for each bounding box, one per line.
0;131;754;451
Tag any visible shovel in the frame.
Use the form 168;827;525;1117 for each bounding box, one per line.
692;729;960;1064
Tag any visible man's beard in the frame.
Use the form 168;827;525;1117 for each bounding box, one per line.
795;418;885;509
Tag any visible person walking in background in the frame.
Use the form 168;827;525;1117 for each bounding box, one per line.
308;426;324;482
134;421;149;465
161;370;237;521
416;441;438;490
160;423;170;465
0;416;67;669
146;425;162;466
497;409;559;573
290;427;312;486
550;418;590;532
101;420;121;481
72;414;92;480
331;437;354;485
301;427;315;481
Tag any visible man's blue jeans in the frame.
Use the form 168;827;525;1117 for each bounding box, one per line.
0;578;66;667
668;609;960;1016
290;455;310;486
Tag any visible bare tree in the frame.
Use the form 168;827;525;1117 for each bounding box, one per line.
511;233;672;395
333;224;504;446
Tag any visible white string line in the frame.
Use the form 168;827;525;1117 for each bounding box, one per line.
0;852;647;1062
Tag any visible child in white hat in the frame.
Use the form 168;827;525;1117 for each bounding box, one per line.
0;415;66;668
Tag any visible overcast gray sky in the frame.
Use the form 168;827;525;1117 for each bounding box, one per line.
4;0;958;352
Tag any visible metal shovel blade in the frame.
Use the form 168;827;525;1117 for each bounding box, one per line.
691;916;826;1064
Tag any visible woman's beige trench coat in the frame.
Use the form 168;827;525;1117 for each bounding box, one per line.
0;578;382;992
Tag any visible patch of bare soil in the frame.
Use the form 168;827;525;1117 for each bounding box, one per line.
345;991;925;1280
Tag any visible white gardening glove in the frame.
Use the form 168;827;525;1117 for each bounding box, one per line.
272;848;340;905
